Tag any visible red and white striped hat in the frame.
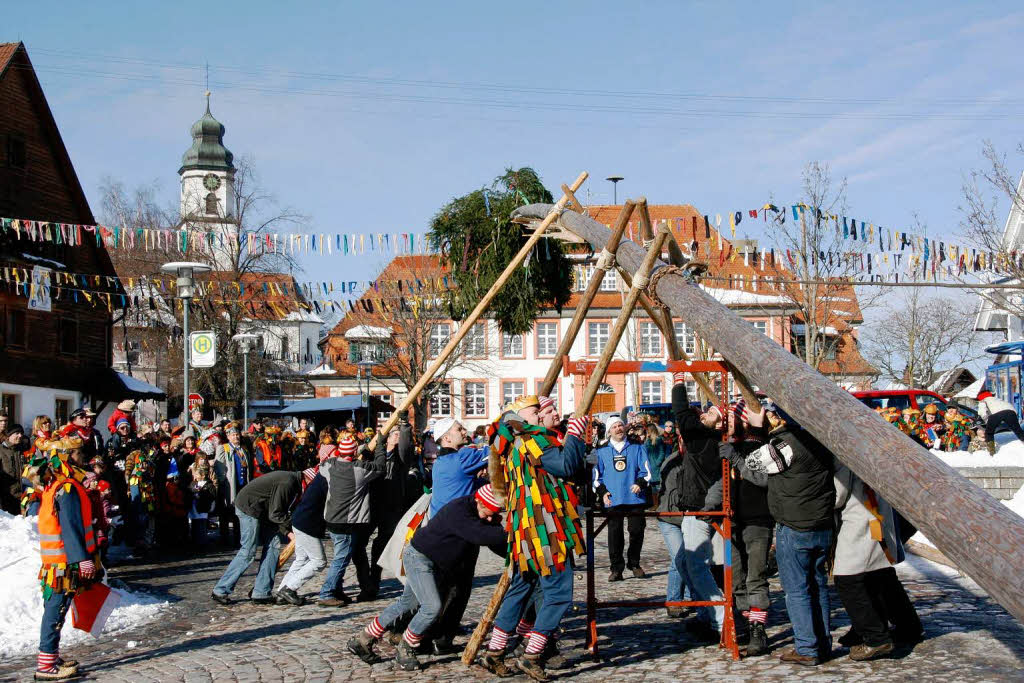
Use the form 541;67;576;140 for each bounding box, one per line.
474;484;503;513
337;437;358;457
302;467;318;484
539;396;555;411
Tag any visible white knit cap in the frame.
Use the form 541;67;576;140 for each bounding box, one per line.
433;417;458;440
606;415;624;429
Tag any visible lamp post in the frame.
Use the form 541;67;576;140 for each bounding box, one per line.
233;333;260;432
606;176;624;204
161;261;212;425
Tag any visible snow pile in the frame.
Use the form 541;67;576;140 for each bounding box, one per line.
0;512;167;659
911;482;1024;550
930;436;1024;468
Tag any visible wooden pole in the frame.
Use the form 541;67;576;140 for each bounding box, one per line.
512;202;1024;624
538;201;635;396
575;227;670;418
634;202;757;407
369;171;588;452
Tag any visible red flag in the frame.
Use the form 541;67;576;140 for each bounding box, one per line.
71;583;121;637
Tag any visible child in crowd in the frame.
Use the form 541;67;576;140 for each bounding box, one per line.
189;454;218;546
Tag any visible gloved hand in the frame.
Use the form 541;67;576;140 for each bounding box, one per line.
79;559;97;580
566;416;590;440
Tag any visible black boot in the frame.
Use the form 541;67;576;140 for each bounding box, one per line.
394;639;421;671
745;621;768;657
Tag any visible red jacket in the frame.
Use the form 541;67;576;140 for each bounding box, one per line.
107;409;137;435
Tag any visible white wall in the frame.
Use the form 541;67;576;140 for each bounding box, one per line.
0;382;81;430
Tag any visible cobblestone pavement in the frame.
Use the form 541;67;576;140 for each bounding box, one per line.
2;521;1022;682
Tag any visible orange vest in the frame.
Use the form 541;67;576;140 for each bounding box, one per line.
39;477;96;566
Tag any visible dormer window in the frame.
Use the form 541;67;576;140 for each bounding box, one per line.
205;192;218;215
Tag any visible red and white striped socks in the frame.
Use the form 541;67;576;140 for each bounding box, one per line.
525;631;548;655
402;629;422;648
516;620;534;637
37;652;59;672
488;626;511;652
365;617;386;639
747;608;767;624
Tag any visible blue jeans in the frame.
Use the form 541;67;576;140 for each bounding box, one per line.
680;516;723;629
658;520;688;603
494;567;574;636
775;524;833;657
39;591;74;654
213;509;283;600
377;545;443;637
319;531;357;599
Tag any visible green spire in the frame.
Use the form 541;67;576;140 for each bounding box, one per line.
179;93;234;173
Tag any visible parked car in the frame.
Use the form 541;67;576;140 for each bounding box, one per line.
853;389;982;431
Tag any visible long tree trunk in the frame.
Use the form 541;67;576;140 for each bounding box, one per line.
513;202;1024;624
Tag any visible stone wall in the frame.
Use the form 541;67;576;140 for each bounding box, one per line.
956;467;1024;501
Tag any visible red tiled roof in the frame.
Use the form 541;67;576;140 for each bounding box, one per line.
0;43;18;75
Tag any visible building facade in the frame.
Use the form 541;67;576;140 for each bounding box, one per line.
312;205;876;430
0;43;128;427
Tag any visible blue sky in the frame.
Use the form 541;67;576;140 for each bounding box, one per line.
7;2;1024;319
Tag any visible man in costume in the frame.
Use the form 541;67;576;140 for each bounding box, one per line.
34;437;102;680
253;426;284;476
480;395;588;681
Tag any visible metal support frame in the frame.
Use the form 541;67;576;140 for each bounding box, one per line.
563;357;738;660
585;459;739;661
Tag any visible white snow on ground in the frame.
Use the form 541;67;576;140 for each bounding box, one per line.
929;433;1024;468
0;512;167;659
911;468;1024;550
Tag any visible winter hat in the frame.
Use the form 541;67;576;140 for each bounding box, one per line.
338;437;358;457
317;443;337;462
433;417;458;441
732;399;747;421
117;400;136;412
6;423;24;436
474;484;504;513
538;396;555;411
923;403;939;415
977;389;993;401
302;467;319;485
606;415;624;430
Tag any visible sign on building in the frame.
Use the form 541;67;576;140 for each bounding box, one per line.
27;266;52;312
189;331;217;368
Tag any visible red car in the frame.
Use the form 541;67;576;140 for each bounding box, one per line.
851;389;948;413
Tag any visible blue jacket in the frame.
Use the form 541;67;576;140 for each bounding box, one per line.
290;473;328;537
593;440;652;507
429;445;489;517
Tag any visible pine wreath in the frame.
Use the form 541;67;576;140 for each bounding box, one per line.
428;167;573;335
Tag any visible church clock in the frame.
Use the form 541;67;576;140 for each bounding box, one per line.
203;173;222;191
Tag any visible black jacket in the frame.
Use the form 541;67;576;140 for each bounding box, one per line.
370;422;420;514
290;473;328;537
657;451;685;527
765;427;834;532
672;382;723;511
411;495;507;575
0;439;24;514
234;470;302;536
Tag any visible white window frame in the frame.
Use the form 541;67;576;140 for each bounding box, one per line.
429;383;452;417
639;321;662;356
673;322;697;356
464;381;487;417
463;323;486;358
600;269;617;292
588;322;610;356
502;331;524;357
536;322;558;357
640;379;663;404
502;381;525;407
429;323;451;358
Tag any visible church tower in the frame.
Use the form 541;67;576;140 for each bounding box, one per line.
179;94;237;269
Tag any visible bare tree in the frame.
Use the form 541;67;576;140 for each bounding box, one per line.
101;156;309;418
960;140;1024;321
863;288;985;389
765;161;885;372
325;256;493;430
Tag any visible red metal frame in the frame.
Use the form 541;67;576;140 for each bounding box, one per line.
563;356;739;660
584;460;739;661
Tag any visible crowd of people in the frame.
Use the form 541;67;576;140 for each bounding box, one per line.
15;380;1011;680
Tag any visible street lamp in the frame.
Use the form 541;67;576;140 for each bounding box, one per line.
606;176;624;204
161;261;212;425
357;360;375;429
233;333;260;432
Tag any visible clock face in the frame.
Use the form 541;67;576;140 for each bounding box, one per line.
203;173;221;191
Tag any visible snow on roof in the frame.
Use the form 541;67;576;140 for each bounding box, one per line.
699;287;789;306
792;323;841;336
882;380;910;390
306;362;337;376
954;377;985;400
345;325;393;340
20;253;66;269
281;310;324;324
928;368;958;393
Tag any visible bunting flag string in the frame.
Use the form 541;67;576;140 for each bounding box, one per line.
0;217;435;258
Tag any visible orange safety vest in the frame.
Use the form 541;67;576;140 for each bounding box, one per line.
38;477;96;566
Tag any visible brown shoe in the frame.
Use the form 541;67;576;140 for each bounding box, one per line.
516;653;551;682
631;566;646;579
666;605;687;618
778;647;819;666
479;650;515;678
317;597;346;607
849;641;894;661
607;571;623;582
